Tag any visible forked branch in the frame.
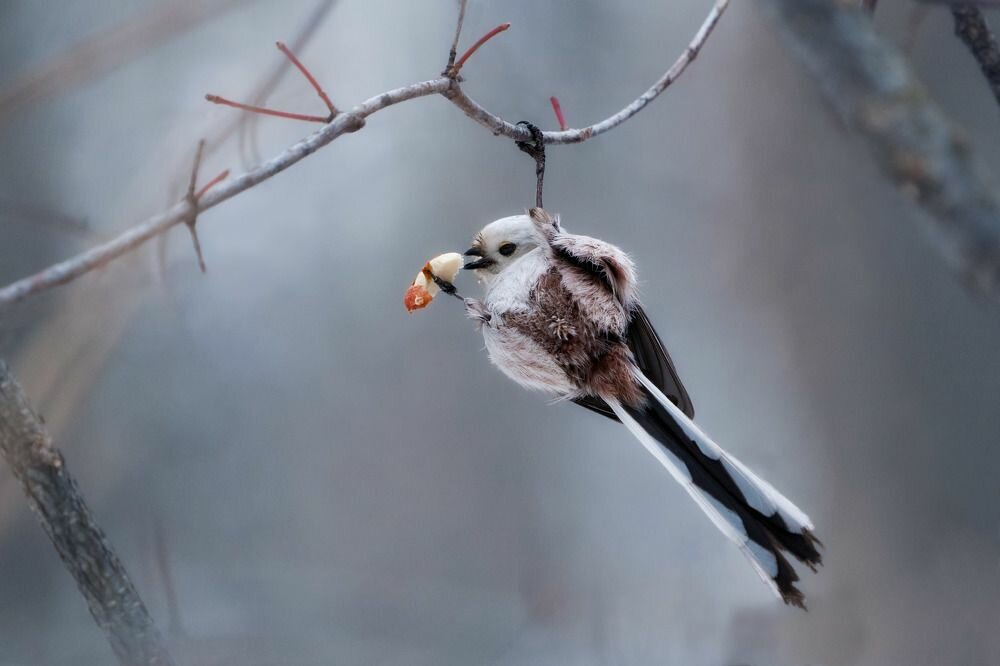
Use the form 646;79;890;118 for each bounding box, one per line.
205;40;337;123
183;140;229;272
446;23;511;78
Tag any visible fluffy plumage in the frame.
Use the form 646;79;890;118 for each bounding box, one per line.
463;208;822;606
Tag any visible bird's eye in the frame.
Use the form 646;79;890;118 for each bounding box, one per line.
498;242;517;256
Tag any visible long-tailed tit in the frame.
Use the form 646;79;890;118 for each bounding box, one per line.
461;208;821;607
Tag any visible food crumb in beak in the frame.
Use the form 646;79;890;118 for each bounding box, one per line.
403;252;463;312
404;284;433;312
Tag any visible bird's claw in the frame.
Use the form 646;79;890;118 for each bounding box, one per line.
464;298;491;327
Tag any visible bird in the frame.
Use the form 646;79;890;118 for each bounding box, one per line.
460;208;821;608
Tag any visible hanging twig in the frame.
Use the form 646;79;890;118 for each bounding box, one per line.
515;122;546;208
0;361;173;666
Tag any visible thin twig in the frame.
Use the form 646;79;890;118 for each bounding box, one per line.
951;5;1000;108
449;23;511;77
184;142;208;273
0;1;729;309
446;0;469;71
186;141;204;202
550;96;568;131
205;94;331;123
276;41;338;118
206;38;338;124
0;361;173;665
195;169;230;200
183;141;230;273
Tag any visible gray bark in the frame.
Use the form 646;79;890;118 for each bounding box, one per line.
0;361;173;666
760;0;1000;294
951;5;1000;107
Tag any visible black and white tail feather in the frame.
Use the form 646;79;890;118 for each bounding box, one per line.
608;371;822;608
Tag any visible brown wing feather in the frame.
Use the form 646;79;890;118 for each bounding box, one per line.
571;305;695;421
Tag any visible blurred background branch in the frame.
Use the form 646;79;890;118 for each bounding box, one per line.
762;0;1000;294
0;362;172;666
0;0;249;123
950;5;1000;107
0;197;92;238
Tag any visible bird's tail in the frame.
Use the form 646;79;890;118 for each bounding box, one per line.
607;371;822;608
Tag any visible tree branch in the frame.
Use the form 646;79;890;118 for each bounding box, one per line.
951;5;1000;108
0;0;729;310
760;0;1000;294
445;0;469;71
0;361;172;665
443;0;729;144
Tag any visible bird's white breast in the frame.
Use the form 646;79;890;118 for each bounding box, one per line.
483;248;549;313
480;248;576;395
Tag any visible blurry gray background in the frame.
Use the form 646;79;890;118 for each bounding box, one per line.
1;1;1000;664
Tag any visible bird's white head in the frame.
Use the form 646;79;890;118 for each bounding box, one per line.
463;213;552;278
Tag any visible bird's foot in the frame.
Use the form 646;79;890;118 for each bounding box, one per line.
464;298;491;328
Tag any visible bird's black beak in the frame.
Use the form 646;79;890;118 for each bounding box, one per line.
463;247;493;270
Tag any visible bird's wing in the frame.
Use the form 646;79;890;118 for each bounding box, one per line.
549;232;638;309
571;305;695;421
547;230;694;420
626;305;695;418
